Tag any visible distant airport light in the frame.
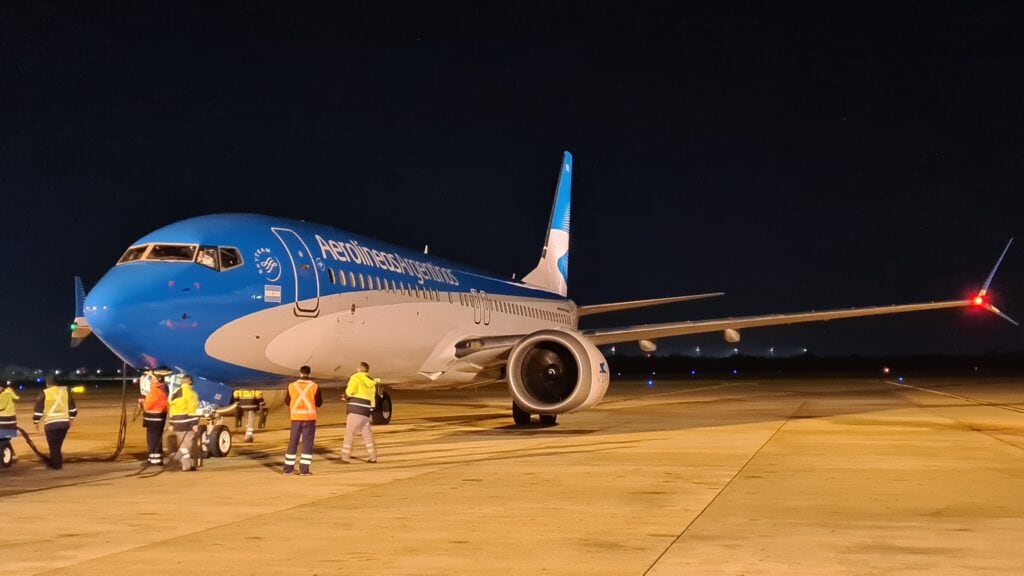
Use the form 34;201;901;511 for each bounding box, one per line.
882;367;891;374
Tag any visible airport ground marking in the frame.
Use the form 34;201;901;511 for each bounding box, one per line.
641;400;807;576
886;380;1024;454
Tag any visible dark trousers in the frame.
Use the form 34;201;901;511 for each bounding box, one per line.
284;420;316;473
144;419;166;464
44;422;69;469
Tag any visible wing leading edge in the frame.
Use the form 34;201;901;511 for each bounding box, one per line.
582;298;972;346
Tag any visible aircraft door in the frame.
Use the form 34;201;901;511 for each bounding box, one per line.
480;291;491;325
271;227;320;317
470;289;481;324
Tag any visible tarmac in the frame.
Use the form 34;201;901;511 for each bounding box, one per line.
3;375;1024;575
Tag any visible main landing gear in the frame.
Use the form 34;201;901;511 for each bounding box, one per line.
512;401;557;426
371;388;392;425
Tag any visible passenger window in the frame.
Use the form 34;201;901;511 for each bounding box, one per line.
349;271;356;286
375;277;382;291
219;247;242;270
339;270;346;286
359;274;365;290
118;245;149;264
328;269;336;284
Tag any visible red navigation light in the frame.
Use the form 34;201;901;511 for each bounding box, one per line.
972;295;986;307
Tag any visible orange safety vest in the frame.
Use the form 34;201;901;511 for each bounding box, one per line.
288;379;318;421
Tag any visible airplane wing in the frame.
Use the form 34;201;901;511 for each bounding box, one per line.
584;237;1016;346
582;298;976;346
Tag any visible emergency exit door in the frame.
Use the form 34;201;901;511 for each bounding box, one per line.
271;227;320;316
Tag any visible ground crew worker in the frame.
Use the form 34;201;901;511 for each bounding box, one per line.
141;375;169;465
0;381;18;432
167;374;200;471
232;388;265;442
341;362;377;464
282;365;322;476
32;376;77;470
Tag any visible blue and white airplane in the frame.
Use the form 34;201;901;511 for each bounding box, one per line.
71;151;1014;431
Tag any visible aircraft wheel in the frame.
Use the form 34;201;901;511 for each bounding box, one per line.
1;442;13;468
539;414;557;426
512;401;532;426
208;424;232;457
371;392;392;425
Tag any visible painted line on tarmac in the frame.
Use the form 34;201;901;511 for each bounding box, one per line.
885;380;1024;415
642;399;806;576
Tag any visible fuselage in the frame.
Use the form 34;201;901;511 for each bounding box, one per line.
85;214;578;388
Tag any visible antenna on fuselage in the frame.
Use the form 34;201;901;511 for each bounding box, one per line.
424;244;429;255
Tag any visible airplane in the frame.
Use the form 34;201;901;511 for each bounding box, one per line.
70;151;1014;455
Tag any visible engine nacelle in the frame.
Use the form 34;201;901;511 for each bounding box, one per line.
507;329;611;415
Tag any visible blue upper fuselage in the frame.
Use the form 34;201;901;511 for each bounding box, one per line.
84;213;566;385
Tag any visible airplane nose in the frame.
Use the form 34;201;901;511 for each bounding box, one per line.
84;268;140;360
84;264;176;368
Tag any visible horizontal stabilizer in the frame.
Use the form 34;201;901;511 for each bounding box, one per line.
578;292;725;317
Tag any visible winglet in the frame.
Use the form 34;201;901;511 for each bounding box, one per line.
972;238;1017;325
522;151;572;296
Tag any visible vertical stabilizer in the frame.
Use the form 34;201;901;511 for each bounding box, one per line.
523;151;572;296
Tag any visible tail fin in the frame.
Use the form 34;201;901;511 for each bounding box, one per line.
523;151;572;296
71;276;92;347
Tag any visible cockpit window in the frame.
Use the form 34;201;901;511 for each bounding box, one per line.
219;247;242;270
118;245;149;264
146;244;197;262
197;246;219;270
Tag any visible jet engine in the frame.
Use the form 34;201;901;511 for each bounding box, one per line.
507;329;610;414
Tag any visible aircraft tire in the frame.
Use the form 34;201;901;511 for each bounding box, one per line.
208;424;232;457
512;401;532;426
371;392;393;425
1;441;13;468
539;414;557;426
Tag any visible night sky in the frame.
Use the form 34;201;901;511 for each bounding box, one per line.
2;2;1022;371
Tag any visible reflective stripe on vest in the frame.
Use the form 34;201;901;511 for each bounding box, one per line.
289;381;317;420
44;387;70;425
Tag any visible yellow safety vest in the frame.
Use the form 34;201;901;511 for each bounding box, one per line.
42;386;71;425
0;387;18;417
168;384;199;417
345;372;376;408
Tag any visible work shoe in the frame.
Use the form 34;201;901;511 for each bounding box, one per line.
300;471;313;476
283;468;294;476
339;459;351;464
367;459;377;464
244;436;254;443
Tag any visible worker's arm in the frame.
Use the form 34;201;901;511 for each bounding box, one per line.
314;388;323;407
32;393;44;423
68;394;78;420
